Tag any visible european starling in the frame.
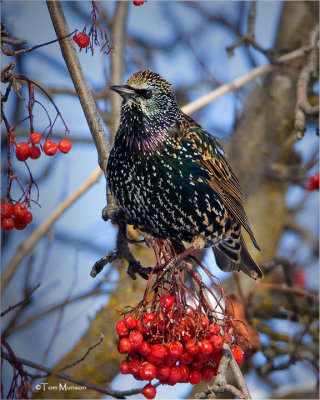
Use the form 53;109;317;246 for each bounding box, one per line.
107;70;262;279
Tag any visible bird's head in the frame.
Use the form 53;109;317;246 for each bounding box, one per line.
110;70;180;125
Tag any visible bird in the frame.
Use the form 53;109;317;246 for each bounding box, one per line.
107;70;262;279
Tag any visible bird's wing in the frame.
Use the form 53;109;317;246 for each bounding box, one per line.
178;116;260;250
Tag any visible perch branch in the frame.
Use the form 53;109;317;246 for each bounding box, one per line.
294;24;319;139
47;1;111;173
199;344;251;399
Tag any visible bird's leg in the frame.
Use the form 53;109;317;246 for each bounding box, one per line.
92;208;152;280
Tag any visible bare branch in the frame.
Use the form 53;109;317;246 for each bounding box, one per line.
1;284;40;317
182;43;313;115
58;334;104;372
46;1;111;173
1;351;142;399
1;30;76;57
200;344;251;399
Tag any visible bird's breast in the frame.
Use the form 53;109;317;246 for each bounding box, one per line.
107;135;234;244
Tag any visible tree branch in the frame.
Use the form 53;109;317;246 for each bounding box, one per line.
46;1;111;173
1;351;142;399
294;24;319;139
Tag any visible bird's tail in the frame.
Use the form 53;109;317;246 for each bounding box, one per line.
213;235;263;279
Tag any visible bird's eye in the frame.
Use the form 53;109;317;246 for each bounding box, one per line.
135;89;152;99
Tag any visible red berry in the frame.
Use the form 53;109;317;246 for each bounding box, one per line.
29;132;42;144
43;140;58;156
15;142;30;161
200;316;209;329
25;212;33;224
210;335;223;354
178;364;190;383
1;202;13;217
139;362;157;380
186;338;200;355
143;312;156;324
160;294;174;310
293;269;306;287
190;359;205;371
156;364;171;381
306;172;319;191
1;217;14;231
195;352;210;364
199;340;213;355
167;341;183;358
13;203;27;218
133;0;145;5
14;217;28;230
129;331;143;349
189;370;202;384
165;353;178;367
181;328;195;343
124;315;136;330
120;360;130;374
128;359;142;375
179;350;194;365
152;343;167;359
141;383;156;400
231;345;244;365
73;33;90;48
146;353;163;366
116;320;129;337
208;323;221;335
139;341;152;357
167;365;182;385
201;364;216;382
58;139;72;154
118;338;132;354
29;145;41;159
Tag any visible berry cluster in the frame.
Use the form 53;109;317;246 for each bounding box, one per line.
116;295;243;399
15;133;72;162
1;202;33;231
72;2;113;55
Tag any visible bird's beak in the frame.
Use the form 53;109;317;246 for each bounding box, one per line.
110;85;136;100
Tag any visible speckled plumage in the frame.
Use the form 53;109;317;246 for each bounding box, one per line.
107;70;262;279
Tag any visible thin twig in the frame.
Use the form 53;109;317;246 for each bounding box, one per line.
1;284;40;317
58;334;104;372
182;43;312;115
1;30;76;56
1;352;142;399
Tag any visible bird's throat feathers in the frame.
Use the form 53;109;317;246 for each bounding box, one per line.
116;107;178;153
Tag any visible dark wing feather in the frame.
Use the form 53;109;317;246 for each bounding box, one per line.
180;117;260;251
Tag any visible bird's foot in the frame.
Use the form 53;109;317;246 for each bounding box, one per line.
127;261;152;280
90;250;117;277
